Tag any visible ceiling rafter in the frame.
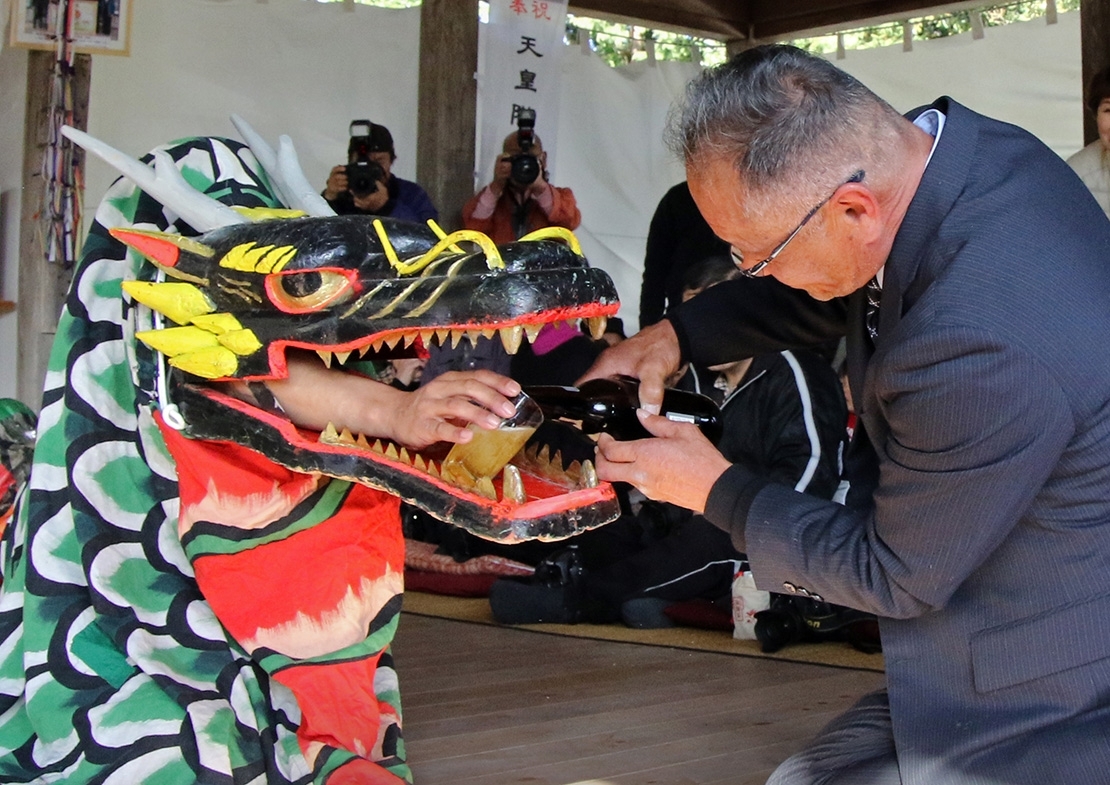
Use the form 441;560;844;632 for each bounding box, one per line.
568;0;996;41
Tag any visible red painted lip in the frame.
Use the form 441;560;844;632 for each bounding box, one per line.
190;385;616;518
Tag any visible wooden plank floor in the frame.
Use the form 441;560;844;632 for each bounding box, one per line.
393;613;886;785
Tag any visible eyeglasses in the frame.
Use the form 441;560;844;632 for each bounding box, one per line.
730;170;865;278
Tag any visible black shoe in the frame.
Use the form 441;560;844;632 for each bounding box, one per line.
489;545;584;625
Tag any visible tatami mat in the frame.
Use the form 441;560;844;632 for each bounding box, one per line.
402;590;885;673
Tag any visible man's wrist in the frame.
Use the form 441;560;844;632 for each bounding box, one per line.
663;314;691;367
532;181;554;213
703;463;765;551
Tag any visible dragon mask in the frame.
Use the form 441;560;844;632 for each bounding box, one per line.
63;121;622;543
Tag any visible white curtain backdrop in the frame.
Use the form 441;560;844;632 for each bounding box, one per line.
0;0;1084;398
477;0;569;186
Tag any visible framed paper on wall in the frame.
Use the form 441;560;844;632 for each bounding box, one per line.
9;0;132;56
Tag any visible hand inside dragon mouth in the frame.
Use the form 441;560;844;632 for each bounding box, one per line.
63;122;624;543
119;213;622;543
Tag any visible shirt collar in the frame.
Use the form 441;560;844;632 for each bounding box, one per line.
874;107;946;290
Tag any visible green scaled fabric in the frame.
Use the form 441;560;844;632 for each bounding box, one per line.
0;138;410;785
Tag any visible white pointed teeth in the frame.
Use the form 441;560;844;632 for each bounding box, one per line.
586;316;607;340
315;349;355;368
316;419;597;503
523;323;543;344
502;464;526;504
514;441;600;492
580;459;598;489
333;322;576;358
499;325;524;354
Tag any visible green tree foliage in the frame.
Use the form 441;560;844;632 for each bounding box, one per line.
565;16;726;67
797;0;1080;53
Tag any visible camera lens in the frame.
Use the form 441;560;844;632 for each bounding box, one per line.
754;610;804;653
510;153;540;185
348;160;385;198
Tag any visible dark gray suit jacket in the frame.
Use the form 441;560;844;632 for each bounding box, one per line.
681;98;1110;783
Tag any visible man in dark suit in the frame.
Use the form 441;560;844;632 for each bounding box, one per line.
583;44;1110;784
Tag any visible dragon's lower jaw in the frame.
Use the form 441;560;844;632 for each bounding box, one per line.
174;384;620;543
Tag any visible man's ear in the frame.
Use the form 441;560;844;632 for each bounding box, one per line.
830;183;883;243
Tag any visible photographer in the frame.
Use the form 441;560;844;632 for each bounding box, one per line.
322;120;438;222
462;113;580;243
422;114;617;383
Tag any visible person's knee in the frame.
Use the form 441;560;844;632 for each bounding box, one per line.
764;690;899;785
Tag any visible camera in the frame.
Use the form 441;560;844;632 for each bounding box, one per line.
346;119;387;198
753;593;879;653
509;108;541;186
488;544;584;625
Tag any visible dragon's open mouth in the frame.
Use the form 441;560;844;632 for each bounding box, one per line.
62;121;625;544
175;311;621;543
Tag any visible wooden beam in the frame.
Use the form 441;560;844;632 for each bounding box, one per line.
748;0;988;41
567;0;976;41
417;0;479;232
569;0;750;39
1081;0;1110;146
17;51;91;410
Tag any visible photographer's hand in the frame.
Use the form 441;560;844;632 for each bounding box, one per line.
526;177;552;203
352;178;389;213
489;155;513;198
324;165;348;201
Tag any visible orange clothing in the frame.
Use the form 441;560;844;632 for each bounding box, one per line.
461;182;580;243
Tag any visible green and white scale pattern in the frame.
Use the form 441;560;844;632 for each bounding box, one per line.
0;138;409;784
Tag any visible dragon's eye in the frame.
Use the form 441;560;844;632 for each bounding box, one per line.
264;268;359;313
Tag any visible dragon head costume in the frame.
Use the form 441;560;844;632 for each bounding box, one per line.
0;123;621;785
64;121;622;543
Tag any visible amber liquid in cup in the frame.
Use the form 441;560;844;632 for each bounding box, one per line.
443;391;543;484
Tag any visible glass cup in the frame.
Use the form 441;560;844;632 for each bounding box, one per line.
443;391;544;483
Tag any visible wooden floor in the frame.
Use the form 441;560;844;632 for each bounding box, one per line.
393;613;886;785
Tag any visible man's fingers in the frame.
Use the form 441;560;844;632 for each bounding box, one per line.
457;369;521;398
636;378;665;415
635;408;680;436
421;376;516;425
595;432;644;464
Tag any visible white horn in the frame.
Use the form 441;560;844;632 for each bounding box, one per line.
62;126;248;232
276;135;336;217
228;113;291;206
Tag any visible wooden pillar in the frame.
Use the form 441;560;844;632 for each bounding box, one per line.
1080;0;1110;146
17;50;91;409
416;0;479;232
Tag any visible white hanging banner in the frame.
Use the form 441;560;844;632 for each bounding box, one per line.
477;0;568;185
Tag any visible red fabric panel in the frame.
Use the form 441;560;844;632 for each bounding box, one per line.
663;599;735;631
403;569;500;597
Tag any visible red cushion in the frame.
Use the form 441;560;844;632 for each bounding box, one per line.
663;599;734;631
404;569;500;597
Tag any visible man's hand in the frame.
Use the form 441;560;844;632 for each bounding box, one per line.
488;154;513;198
258;355;521;450
525;177;550;202
351;178;390;213
576;319;683;414
595;410;731;513
387;370;520;449
323;165;348;201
